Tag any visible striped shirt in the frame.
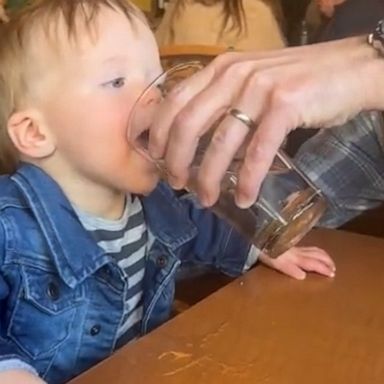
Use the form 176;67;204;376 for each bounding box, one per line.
74;195;147;347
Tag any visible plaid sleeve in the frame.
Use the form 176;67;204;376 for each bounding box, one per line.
293;111;384;228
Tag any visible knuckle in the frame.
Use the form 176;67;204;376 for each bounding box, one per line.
247;72;273;91
172;109;195;135
222;61;250;82
213;52;231;68
166;86;186;106
221;65;236;83
213;51;241;69
246;141;268;164
270;88;294;108
210;127;231;150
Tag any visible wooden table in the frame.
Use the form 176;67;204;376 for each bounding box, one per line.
70;229;384;384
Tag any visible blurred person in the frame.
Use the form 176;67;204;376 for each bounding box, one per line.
156;0;285;51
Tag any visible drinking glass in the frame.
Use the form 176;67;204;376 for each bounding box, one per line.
128;62;327;258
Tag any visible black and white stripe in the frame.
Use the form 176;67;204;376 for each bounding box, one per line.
74;195;147;346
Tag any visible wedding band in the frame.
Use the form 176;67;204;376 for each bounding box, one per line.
228;108;255;129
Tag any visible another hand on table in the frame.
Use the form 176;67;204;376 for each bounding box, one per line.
259;246;336;280
0;370;46;384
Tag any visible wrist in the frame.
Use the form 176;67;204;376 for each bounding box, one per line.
353;20;384;111
340;36;384;111
362;56;384;110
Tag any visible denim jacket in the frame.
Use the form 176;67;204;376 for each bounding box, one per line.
0;164;250;383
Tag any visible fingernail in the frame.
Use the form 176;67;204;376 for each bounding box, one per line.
235;193;253;209
299;272;306;280
168;175;185;190
329;272;335;278
199;193;213;208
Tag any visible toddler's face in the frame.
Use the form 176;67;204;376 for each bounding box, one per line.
33;7;163;195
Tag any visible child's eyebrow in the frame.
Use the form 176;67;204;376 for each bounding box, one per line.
101;55;128;66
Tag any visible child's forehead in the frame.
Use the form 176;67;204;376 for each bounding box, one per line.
30;8;146;65
25;7;161;87
40;7;135;47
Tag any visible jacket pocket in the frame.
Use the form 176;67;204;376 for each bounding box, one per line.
8;265;85;359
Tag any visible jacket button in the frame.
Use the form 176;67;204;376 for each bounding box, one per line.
156;255;167;268
46;282;60;301
90;325;101;336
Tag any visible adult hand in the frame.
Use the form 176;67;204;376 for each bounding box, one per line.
149;37;384;208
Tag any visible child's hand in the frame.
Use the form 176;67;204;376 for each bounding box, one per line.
316;0;347;17
259;246;336;280
0;370;46;384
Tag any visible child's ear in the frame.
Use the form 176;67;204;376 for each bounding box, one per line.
7;109;56;159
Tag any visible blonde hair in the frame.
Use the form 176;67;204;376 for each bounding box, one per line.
0;0;137;174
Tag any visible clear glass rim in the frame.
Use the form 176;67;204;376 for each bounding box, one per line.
128;60;205;135
127;60;205;164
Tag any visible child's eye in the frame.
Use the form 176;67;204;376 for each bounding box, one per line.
104;77;126;88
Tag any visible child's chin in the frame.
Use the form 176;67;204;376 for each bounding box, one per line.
136;174;160;196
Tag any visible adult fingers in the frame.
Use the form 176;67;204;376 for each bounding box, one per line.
148;62;217;160
160;60;262;189
195;66;275;205
148;51;246;159
151;51;300;190
236;104;297;207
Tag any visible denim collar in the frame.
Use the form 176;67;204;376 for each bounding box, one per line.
11;163;197;288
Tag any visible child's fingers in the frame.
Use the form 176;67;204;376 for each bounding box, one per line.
277;261;307;280
259;252;306;280
259;246;336;280
296;256;335;278
296;247;336;271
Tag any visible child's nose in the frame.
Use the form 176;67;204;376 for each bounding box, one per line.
143;86;163;106
127;86;163;147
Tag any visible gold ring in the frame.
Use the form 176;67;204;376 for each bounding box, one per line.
228;108;255;129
